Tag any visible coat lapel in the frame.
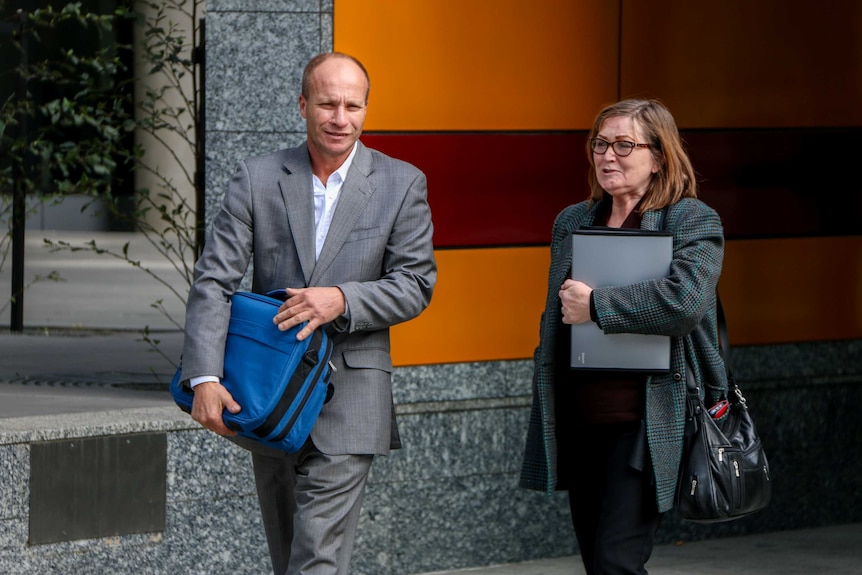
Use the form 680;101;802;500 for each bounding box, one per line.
640;206;664;232
310;141;375;285
279;145;316;284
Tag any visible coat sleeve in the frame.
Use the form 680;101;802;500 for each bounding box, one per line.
592;199;724;338
180;159;256;381
336;164;437;332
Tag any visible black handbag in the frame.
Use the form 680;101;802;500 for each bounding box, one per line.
676;297;772;522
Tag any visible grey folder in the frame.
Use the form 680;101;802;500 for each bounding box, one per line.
570;228;673;372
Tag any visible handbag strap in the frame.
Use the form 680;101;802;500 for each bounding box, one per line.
664;207;742;405
686;293;747;406
716;295;733;385
715;295;749;407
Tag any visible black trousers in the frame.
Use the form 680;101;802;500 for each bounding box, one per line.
563;422;663;575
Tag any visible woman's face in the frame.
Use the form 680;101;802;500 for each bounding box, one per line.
593;116;659;201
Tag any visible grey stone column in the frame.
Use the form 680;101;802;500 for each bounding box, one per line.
205;0;333;227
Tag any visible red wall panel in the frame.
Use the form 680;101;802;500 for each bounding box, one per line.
362;133;588;248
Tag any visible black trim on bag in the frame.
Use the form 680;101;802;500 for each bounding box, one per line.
251;329;330;439
271;357;326;443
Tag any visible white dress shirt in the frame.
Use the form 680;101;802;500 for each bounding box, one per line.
313;143;356;259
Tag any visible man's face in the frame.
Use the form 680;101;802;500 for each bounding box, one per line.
299;57;368;164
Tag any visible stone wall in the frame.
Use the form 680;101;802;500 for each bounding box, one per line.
2;341;861;574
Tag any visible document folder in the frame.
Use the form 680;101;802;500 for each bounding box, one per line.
570;228;672;372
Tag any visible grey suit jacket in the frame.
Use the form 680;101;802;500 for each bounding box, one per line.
181;140;436;456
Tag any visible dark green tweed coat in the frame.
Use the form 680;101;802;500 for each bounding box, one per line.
519;197;727;513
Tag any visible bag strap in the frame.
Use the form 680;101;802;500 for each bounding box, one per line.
686;294;746;402
665;207;742;405
716;295;733;384
716;295;750;407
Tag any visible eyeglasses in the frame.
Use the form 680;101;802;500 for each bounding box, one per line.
590;138;650;157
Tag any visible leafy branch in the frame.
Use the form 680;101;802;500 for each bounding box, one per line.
3;1;204;363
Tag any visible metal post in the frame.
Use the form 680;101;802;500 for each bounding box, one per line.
192;17;206;259
8;18;28;332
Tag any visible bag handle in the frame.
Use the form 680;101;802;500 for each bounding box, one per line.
716;296;733;383
662;207;741;405
267;288;288;301
686;294;746;403
716;295;749;407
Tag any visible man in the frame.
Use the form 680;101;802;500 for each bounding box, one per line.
180;52;437;575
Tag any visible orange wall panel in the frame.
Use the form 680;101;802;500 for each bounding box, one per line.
720;237;862;346
335;0;619;131
620;0;862;128
390;238;862;366
390;247;548;366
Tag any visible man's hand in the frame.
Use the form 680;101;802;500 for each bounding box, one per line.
274;286;345;340
559;279;593;325
191;380;242;436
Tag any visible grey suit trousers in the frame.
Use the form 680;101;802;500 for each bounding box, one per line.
252;441;374;575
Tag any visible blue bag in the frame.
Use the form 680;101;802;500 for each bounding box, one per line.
171;290;334;453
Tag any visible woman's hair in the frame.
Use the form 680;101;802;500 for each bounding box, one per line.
585;98;697;212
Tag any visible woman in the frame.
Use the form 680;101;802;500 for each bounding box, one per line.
519;99;728;575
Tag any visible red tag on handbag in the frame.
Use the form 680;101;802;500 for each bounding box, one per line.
707;399;729;419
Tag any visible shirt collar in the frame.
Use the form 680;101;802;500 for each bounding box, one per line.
312;142;358;190
332;142;358;184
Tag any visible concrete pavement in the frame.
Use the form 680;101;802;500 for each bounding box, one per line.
1;231;184;416
2;231;861;574
413;522;862;574
0;329;181;417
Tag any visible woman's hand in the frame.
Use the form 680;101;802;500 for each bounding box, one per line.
560;279;593;325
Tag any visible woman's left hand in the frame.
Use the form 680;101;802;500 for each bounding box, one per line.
560;279;593;324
